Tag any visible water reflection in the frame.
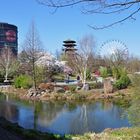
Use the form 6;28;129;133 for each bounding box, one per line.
0;94;131;134
0;94;18;121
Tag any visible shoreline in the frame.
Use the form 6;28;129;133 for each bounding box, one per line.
0;117;139;140
0;86;139;140
0;85;131;102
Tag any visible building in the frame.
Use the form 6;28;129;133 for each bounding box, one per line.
63;39;77;57
0;22;18;56
62;39;77;72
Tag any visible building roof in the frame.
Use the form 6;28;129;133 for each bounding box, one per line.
63;39;76;44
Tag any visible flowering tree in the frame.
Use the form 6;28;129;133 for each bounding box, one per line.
63;65;73;75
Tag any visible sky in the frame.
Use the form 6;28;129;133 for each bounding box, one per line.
0;0;140;57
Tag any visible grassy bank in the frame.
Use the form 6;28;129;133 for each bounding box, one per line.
0;117;65;140
0;85;132;102
68;127;140;140
0;117;140;140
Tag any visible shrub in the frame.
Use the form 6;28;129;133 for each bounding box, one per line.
86;69;91;80
127;75;140;126
112;67;128;80
14;75;32;89
89;82;103;89
114;75;131;90
113;67;131;90
112;67;121;80
68;85;77;92
99;66;108;78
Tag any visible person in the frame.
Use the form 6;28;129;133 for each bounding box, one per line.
67;74;70;83
77;75;80;81
65;74;70;83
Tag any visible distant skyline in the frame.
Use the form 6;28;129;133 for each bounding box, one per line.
0;0;140;57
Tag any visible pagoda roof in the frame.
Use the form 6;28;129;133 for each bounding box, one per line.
63;39;76;44
63;43;76;47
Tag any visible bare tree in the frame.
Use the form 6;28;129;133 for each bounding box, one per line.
18;51;32;75
100;47;129;80
127;55;140;73
22;21;43;89
37;0;140;29
0;47;18;82
104;47;129;69
72;35;96;89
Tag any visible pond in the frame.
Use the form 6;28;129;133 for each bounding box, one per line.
0;94;131;135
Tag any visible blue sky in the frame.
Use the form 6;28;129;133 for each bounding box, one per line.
0;0;140;56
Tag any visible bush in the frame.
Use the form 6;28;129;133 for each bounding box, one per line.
114;75;131;90
89;82;103;89
112;67;121;80
99;66;108;78
112;67;128;80
127;75;140;126
68;85;77;92
14;75;32;89
86;69;91;80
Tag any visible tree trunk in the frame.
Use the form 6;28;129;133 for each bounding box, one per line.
82;62;87;90
5;66;9;82
32;59;37;90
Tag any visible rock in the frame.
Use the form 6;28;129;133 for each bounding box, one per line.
36;94;41;97
27;88;42;97
45;89;52;93
82;83;89;91
76;86;81;90
41;91;45;95
54;87;65;93
103;78;113;94
65;90;71;94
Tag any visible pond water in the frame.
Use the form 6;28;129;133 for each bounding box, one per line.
0;94;131;135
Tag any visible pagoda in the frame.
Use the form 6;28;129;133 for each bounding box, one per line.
63;39;77;56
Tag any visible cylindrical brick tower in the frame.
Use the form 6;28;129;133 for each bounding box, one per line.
0;22;18;56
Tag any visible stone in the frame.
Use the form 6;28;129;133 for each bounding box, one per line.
54;87;65;93
103;78;113;94
65;90;71;94
27;88;42;97
76;86;81;90
82;83;89;91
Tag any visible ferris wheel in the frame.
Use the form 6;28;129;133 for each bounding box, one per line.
98;39;129;61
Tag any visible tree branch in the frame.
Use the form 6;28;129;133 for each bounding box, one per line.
36;0;87;8
36;0;140;29
88;7;140;30
83;4;134;15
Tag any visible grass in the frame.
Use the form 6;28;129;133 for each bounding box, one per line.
69;127;140;140
0;117;67;140
0;116;140;140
